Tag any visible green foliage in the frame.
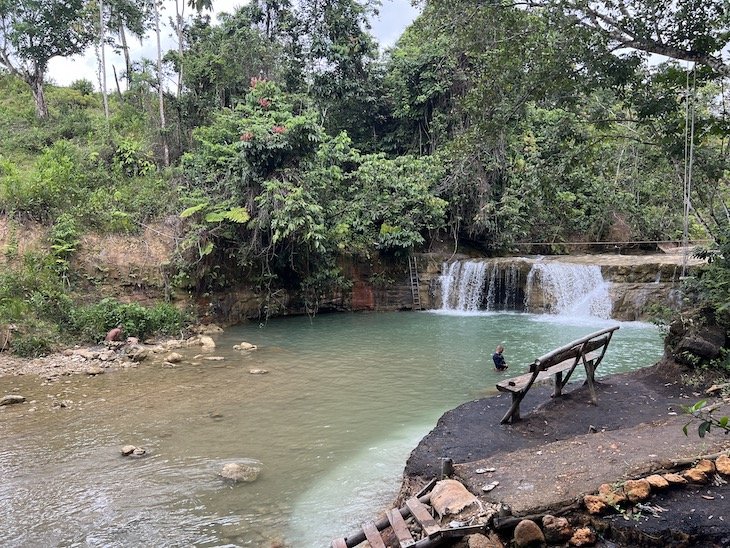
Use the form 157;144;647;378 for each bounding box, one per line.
12;335;52;358
67;298;188;342
683;400;730;438
70;79;94;96
49;213;80;280
690;228;730;329
0;140;87;220
181;81;447;300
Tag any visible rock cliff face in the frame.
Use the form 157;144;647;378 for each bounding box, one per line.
0;218;701;323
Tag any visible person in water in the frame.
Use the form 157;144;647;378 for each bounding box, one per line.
492;344;508;371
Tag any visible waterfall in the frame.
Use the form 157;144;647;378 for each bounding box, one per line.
439;260;488;312
439;259;611;318
439;260;522;312
525;262;612;319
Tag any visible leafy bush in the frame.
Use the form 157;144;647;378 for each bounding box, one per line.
12;335;52;358
68;298;188;342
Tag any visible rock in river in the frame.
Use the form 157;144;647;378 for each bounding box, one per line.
0;394;26;406
220;462;261;483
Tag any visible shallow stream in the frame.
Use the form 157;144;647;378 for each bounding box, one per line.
0;311;663;546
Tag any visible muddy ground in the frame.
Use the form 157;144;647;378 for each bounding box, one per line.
402;362;730;546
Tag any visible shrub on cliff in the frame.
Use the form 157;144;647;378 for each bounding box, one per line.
67;298;188;343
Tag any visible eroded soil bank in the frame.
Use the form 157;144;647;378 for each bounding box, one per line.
401;362;730;547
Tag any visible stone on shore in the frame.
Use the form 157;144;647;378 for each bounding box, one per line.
583;495;607;515
683;468;708;483
569;527;597;547
645;474;669;489
468;532;504;548
663;473;688;485
542;515;573;543
430;479;479;518
694;459;716;475
717;454;730;475
623;479;651;503
513;519;545;547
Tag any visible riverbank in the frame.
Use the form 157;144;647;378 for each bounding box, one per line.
400;360;730;546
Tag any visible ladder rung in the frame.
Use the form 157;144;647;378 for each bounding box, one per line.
386;508;416;547
405;498;440;537
362;521;386;548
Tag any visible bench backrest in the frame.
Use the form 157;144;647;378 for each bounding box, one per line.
529;326;619;373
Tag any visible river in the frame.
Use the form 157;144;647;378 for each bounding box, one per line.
0;311;663;546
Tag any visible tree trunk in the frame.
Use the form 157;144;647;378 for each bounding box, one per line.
175;0;184;97
119;21;131;89
99;0;109;120
29;73;48;119
154;0;170;167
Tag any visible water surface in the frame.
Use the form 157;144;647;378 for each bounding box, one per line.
0;311;663;546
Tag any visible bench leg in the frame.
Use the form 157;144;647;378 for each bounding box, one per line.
500;392;523;424
585;361;598;405
553;372;563;398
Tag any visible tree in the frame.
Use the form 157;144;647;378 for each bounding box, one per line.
530;1;730;75
106;0;148;91
0;0;94;118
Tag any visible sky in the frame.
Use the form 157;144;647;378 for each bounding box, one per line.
46;0;421;90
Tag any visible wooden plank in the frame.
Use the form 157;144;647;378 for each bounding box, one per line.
533;326;618;367
440;524;487;537
496;351;601;393
362;521;386;548
331;538;348;548
405;497;440;537
386;508;416;547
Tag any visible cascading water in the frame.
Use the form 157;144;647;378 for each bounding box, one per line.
440;260;522;312
439;260;488;312
525;262;612;319
440;259;612;318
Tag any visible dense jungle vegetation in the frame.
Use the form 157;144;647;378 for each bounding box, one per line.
0;0;729;361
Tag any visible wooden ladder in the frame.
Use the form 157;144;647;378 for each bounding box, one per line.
331;480;485;547
408;255;422;311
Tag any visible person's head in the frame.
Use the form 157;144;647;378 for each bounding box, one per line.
496;344;504;354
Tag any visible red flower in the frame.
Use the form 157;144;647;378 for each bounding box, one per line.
240;132;254;142
258;97;271;109
272;125;286;134
250;76;267;88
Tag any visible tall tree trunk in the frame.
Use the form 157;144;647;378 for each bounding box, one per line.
99;0;109;120
29;72;48;119
175;0;185;97
154;0;170;166
119;22;131;89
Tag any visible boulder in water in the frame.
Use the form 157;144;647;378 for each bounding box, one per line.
234;342;258;351
166;352;183;363
0;394;26;406
220;462;261;483
121;445;146;457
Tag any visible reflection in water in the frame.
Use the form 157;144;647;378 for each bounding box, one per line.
0;312;662;546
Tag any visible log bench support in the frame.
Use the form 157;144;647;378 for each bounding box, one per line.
496;326;619;424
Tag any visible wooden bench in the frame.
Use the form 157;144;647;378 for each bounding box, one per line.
496;326;620;424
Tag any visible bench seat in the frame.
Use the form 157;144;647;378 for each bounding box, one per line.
496;351;601;394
